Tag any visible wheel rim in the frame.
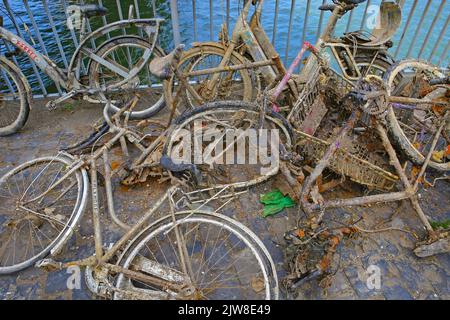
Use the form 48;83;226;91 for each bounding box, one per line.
91;41;164;115
172;49;253;113
115;212;276;300
386;61;449;170
0;64;25;132
0;157;85;273
165;106;292;189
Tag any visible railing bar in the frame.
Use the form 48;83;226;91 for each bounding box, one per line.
42;0;68;69
115;0;133;69
192;0;197;42
284;0;296;65
298;0;311;73
209;0;213;41
98;0;111;40
80;0;97;51
359;0;371;30
394;0;418;58
2;0;47;95
115;0;126;34
23;0;62;94
226;0;230;32
1;69;15;96
61;0;87;74
428;13;449;62
345;9;354;34
60;0;80;47
133;0;153;86
2;39;32;94
437;41;449;66
418;0;446;59
133;0;142;25
301;0;311;45
406;0;432;58
169;0;181;46
22;0;48;57
152;0;157;17
272;0;279;45
316;0;326;40
1;39;20;74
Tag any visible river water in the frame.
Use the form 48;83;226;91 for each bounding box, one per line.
1;0;448;94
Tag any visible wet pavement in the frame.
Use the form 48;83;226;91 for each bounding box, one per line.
0;93;448;300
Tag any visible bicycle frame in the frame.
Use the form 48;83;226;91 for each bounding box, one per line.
200;0;281;96
27;98;261;298
302;1;400;82
0;14;162;94
298;109;444;239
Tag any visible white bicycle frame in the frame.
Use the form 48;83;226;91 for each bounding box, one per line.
0;11;162;95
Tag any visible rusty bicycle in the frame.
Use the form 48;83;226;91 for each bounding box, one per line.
163;0;401;116
0;3;166;136
0;92;279;299
160;41;449;267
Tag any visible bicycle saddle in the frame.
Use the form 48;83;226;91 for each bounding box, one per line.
342;2;401;47
149;44;185;79
79;4;108;18
160;155;202;185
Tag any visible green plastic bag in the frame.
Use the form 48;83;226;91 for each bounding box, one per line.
260;190;295;217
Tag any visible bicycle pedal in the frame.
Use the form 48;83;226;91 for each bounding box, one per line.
45;100;57;111
35;258;63;271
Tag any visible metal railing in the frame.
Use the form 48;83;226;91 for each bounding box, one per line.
0;0;448;97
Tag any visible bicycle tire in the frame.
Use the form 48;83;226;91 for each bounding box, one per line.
88;37;166;119
114;211;279;300
384;59;449;172
162;100;293;189
165;44;254;112
0;56;30;136
0;155;88;274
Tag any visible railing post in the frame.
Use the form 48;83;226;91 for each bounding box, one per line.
192;0;198;41
272;0;280;45
394;0;419;58
170;0;181;46
2;0;47;96
418;0;446;59
284;0;296;65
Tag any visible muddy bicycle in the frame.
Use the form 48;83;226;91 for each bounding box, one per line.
160;41;449;258
383;60;449;172
302;0;401;81
0;4;166;136
0;93;279;299
163;0;401;114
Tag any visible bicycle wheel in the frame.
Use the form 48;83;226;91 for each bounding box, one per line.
0;156;88;274
114;211;279;300
355;55;397;80
385;60;449;171
0;57;30;136
88;37;165;119
167;45;254;113
162;101;293;189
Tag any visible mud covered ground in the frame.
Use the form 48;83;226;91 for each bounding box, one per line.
0;91;448;300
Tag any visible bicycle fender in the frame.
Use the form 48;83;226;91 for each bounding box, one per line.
0;55;33;108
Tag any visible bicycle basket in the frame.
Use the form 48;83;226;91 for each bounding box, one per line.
288;66;399;191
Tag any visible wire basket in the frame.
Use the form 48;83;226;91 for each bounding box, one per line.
289;64;399;191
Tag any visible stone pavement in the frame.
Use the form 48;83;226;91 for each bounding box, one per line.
0;96;448;300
